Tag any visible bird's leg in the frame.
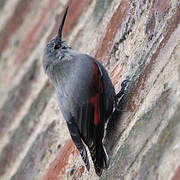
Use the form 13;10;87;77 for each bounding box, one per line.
115;80;130;112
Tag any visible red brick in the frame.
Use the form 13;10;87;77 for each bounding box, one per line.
72;165;85;179
0;61;38;137
111;63;123;87
15;0;57;64
0;81;54;176
146;0;171;38
126;6;180;112
95;0;130;64
48;0;92;41
156;0;171;18
43;139;78;180
0;0;32;55
171;164;180;180
1;0;57;86
11;121;56;180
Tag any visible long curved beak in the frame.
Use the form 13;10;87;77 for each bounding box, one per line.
57;6;69;41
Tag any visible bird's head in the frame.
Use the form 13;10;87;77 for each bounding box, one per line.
43;6;69;67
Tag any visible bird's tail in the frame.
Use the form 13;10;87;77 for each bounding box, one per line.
89;143;109;176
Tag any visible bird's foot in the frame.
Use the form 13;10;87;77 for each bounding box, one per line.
115;80;131;112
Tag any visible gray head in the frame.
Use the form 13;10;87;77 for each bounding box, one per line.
43;6;69;66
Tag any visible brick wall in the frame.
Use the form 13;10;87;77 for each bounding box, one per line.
0;0;180;179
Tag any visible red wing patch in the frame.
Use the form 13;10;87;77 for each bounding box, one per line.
90;59;102;92
90;94;99;126
89;59;103;126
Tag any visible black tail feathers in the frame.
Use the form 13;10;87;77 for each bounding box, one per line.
89;143;109;176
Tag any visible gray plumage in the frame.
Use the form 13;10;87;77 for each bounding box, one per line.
43;6;128;176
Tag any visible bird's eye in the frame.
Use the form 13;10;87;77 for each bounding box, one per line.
54;44;59;50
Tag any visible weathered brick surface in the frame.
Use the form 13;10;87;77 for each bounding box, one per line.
0;0;33;55
0;0;179;179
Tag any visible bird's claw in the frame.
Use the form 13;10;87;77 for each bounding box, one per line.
115;79;131;112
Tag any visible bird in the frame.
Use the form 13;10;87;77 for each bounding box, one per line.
43;6;129;176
